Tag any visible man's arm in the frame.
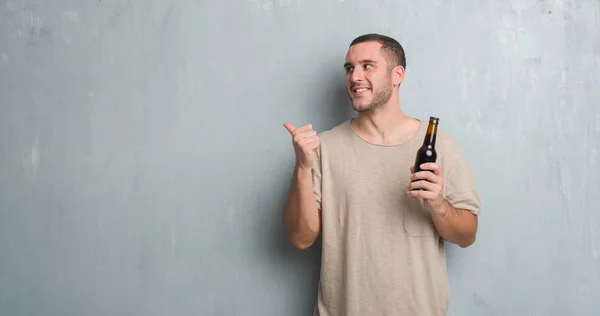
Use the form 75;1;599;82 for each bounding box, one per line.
429;199;477;248
282;122;322;249
283;166;321;249
408;162;479;248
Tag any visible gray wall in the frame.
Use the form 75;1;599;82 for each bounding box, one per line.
1;0;599;315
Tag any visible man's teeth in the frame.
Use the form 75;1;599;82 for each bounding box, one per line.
355;88;368;92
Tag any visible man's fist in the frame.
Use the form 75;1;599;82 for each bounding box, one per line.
284;122;320;169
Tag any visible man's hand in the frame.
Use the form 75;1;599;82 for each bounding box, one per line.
408;162;478;247
283;123;320;169
408;162;444;214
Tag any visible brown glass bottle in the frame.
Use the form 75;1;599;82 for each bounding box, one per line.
411;117;439;189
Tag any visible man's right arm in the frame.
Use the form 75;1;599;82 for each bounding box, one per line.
283;165;321;249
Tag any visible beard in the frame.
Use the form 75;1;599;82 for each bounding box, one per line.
349;84;393;113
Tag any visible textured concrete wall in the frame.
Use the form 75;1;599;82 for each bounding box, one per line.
1;0;599;315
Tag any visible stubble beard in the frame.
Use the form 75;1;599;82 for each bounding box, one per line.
350;84;393;114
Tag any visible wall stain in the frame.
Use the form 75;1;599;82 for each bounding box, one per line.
472;293;504;315
22;135;41;182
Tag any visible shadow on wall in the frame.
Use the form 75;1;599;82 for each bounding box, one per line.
266;63;351;254
257;67;351;313
266;66;351;259
322;67;354;128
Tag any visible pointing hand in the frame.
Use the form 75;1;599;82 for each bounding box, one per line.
284;122;320;169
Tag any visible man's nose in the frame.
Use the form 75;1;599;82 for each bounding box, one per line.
350;68;365;82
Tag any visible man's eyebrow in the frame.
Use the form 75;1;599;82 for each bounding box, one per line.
343;59;378;68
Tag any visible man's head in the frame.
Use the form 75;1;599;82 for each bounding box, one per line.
344;33;406;113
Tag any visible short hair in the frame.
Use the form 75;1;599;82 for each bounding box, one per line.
350;33;406;70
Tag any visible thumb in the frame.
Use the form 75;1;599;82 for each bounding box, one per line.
283;122;295;134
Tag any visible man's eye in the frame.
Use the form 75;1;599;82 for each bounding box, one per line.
364;64;372;69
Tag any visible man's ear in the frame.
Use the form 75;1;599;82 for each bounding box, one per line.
392;65;405;87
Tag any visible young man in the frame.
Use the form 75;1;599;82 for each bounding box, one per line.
283;33;481;316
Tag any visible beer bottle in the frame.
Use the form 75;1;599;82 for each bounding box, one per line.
411;116;439;189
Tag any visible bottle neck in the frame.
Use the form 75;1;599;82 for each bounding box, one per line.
422;123;438;147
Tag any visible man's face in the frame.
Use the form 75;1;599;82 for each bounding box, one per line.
344;41;395;113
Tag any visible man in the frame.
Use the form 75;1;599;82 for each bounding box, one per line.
283;33;481;316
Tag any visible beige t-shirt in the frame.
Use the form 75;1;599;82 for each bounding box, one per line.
311;119;481;316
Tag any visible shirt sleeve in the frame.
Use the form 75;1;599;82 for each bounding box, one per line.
440;134;481;216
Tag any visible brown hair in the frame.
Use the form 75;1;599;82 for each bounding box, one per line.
350;33;406;70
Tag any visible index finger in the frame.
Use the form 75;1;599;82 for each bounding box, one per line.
418;162;440;175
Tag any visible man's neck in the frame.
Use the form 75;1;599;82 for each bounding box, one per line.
351;102;421;145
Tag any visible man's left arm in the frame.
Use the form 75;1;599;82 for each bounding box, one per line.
408;162;480;248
